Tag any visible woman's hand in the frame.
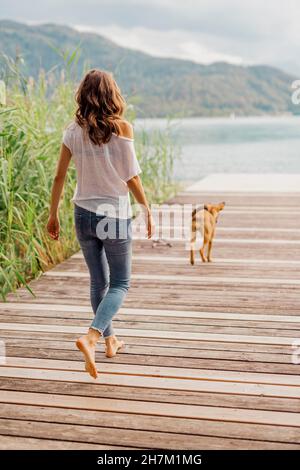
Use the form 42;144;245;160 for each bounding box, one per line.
146;210;155;239
47;143;72;241
47;214;60;240
126;175;154;238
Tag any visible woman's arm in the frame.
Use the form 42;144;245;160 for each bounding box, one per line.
118;120;154;238
47;143;72;240
127;175;155;239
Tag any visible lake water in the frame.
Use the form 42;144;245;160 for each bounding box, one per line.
135;117;300;181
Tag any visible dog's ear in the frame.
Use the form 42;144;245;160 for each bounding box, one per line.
204;203;213;213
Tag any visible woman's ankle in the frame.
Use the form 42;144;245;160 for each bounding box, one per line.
87;328;101;344
105;335;117;343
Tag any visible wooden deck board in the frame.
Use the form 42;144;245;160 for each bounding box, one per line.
0;435;126;450
1;418;298;450
1;378;299;412
5;356;300;385
1;403;300;444
1;181;300;449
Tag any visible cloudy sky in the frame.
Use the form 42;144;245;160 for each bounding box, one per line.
0;0;299;75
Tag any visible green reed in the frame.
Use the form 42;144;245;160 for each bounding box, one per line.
0;57;179;299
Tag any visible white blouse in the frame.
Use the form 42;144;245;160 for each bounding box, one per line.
63;121;141;219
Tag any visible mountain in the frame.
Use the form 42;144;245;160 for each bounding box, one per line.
0;19;297;117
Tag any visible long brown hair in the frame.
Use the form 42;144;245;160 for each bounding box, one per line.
75;69;126;145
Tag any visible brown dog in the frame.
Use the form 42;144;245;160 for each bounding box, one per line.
190;202;225;264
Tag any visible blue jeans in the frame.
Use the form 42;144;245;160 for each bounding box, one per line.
74;204;132;338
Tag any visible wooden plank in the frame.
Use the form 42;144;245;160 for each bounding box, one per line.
149;207;300;214
5;347;300;375
7;290;300;316
132;230;300;240
0;322;295;345
170;191;300;201
5;356;300;386
1;403;300;444
0;435;120;450
1;377;299;413
48;262;300;280
0;302;92;312
141;237;300;245
0;302;300;326
137;226;300;234
72;252;300;266
135;256;300;266
56;259;300;279
132;224;300;233
183;173;300;193
0;367;300;398
2;302;300;323
7;316;285;337
1;329;292;353
131;248;300;261
1;390;300;427
43;270;300;287
6;352;300;378
1;418;297;449
2;315;300;338
4;338;294;361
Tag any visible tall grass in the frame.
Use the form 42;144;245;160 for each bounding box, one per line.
0;55;179;299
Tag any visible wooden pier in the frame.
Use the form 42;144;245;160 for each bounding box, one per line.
0;174;300;449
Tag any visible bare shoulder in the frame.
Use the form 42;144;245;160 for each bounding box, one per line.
64;121;77;133
118;120;134;139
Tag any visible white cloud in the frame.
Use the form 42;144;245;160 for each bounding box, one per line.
1;0;300;74
75;24;246;65
175;40;244;65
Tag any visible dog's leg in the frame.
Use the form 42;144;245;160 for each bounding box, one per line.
190;248;195;265
200;238;208;262
190;233;196;265
207;229;215;262
207;240;213;262
190;218;197;265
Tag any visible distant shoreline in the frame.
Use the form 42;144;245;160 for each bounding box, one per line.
136;115;300;124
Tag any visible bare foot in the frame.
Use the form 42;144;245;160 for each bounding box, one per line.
76;335;98;379
105;336;125;358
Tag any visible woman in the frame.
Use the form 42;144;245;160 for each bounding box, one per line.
47;69;154;379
